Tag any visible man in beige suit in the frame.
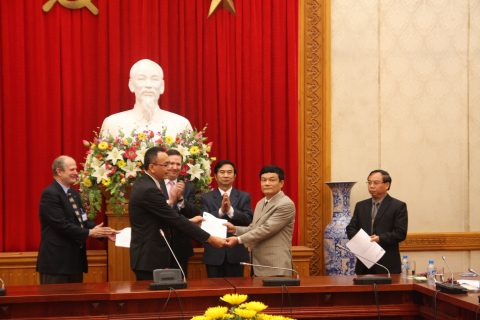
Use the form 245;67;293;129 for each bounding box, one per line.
224;165;296;276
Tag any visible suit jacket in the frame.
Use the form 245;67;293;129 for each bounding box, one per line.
346;194;408;274
129;174;210;272
236;191;295;277
159;179;198;261
200;188;253;265
37;181;97;275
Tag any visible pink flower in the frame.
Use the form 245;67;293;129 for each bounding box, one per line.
195;133;200;140
83;140;90;147
208;142;213;147
114;138;120;144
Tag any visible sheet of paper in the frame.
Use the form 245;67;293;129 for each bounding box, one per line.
201;212;227;238
115;227;131;248
345;228;385;269
458;279;480;288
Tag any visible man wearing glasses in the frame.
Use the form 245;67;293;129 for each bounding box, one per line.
129;147;226;280
346;170;408;275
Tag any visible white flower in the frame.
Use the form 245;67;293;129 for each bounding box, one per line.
202;144;209;156
200;158;211;170
121;159;141;178
187;163;204;181
84;154;92;168
106;147;125;165
172;145;191;158
134;146;149;163
91;164;113;184
91;157;103;169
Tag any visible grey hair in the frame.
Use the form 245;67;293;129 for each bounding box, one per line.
52;155;70;176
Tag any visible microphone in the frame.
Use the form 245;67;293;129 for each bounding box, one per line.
0;278;5;296
336;244;392;284
435;256;467;294
240;262;300;286
149;229;188;290
468;268;479;276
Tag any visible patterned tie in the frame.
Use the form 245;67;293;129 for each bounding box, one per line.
371;202;380;234
68;189;84;228
168;180;175;200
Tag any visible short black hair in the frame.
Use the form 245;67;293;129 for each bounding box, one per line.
167;149;183;162
259;165;285;182
144;147;166;170
368;170;391;190
214;160;237;175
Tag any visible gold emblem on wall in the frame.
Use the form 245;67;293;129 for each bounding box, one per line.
208;0;236;19
43;0;99;15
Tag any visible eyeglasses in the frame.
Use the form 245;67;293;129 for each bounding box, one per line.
152;162;170;168
366;181;384;186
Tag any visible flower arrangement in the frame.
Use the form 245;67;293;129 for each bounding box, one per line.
190;294;296;320
76;126;215;219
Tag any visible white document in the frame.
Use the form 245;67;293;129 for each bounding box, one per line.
345;228;385;269
115;227;131;248
201;212;227;238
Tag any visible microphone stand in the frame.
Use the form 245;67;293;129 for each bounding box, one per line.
435;256;467;294
240;262;301;286
336;244;392;285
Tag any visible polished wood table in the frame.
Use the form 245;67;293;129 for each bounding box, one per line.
108;278;235;319
226;275;421;319
1;275;479;319
0;282;110;319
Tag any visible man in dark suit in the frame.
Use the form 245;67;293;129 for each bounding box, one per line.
159;149;198;277
37;156;117;284
129;147;226;280
346;170;408;274
200;160;253;278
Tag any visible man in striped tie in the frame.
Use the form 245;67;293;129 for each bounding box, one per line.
37;155;118;284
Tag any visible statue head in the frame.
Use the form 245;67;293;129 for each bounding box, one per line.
129;59;165;122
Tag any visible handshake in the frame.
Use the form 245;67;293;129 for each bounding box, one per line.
189;216;240;248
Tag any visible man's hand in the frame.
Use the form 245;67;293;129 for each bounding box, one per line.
190;215;205;227
89;222;116;238
222;222;236;233
207;235;226;248
225;236;239;248
107;232;120;242
221;192;231;213
168;181;185;206
370;235;380;243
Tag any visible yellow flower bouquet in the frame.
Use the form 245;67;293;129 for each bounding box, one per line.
191;294;296;320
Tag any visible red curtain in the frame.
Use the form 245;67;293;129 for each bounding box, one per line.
0;0;298;252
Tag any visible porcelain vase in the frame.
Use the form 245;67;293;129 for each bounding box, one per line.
324;181;357;275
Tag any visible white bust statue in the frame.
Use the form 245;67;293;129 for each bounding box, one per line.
100;59;192;139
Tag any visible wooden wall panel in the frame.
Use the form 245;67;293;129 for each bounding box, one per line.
298;0;331;276
0;251;107;286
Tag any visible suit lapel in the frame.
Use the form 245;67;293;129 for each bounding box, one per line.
254;191;284;224
229;188;239;208
374;194;391;225
213;189;223;213
159;180;169;199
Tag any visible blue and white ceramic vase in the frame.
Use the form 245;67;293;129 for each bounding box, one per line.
324;181;357;275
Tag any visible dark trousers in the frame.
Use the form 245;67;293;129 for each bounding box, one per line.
206;260;244;278
133;269;154;281
39;256;83;284
170;257;189;278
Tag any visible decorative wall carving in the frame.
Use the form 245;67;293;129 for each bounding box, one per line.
299;0;330;276
400;232;480;251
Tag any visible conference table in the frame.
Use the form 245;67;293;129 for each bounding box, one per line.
0;275;479;319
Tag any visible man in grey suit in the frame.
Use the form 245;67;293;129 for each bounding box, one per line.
224;165;296;277
200;160;253;278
